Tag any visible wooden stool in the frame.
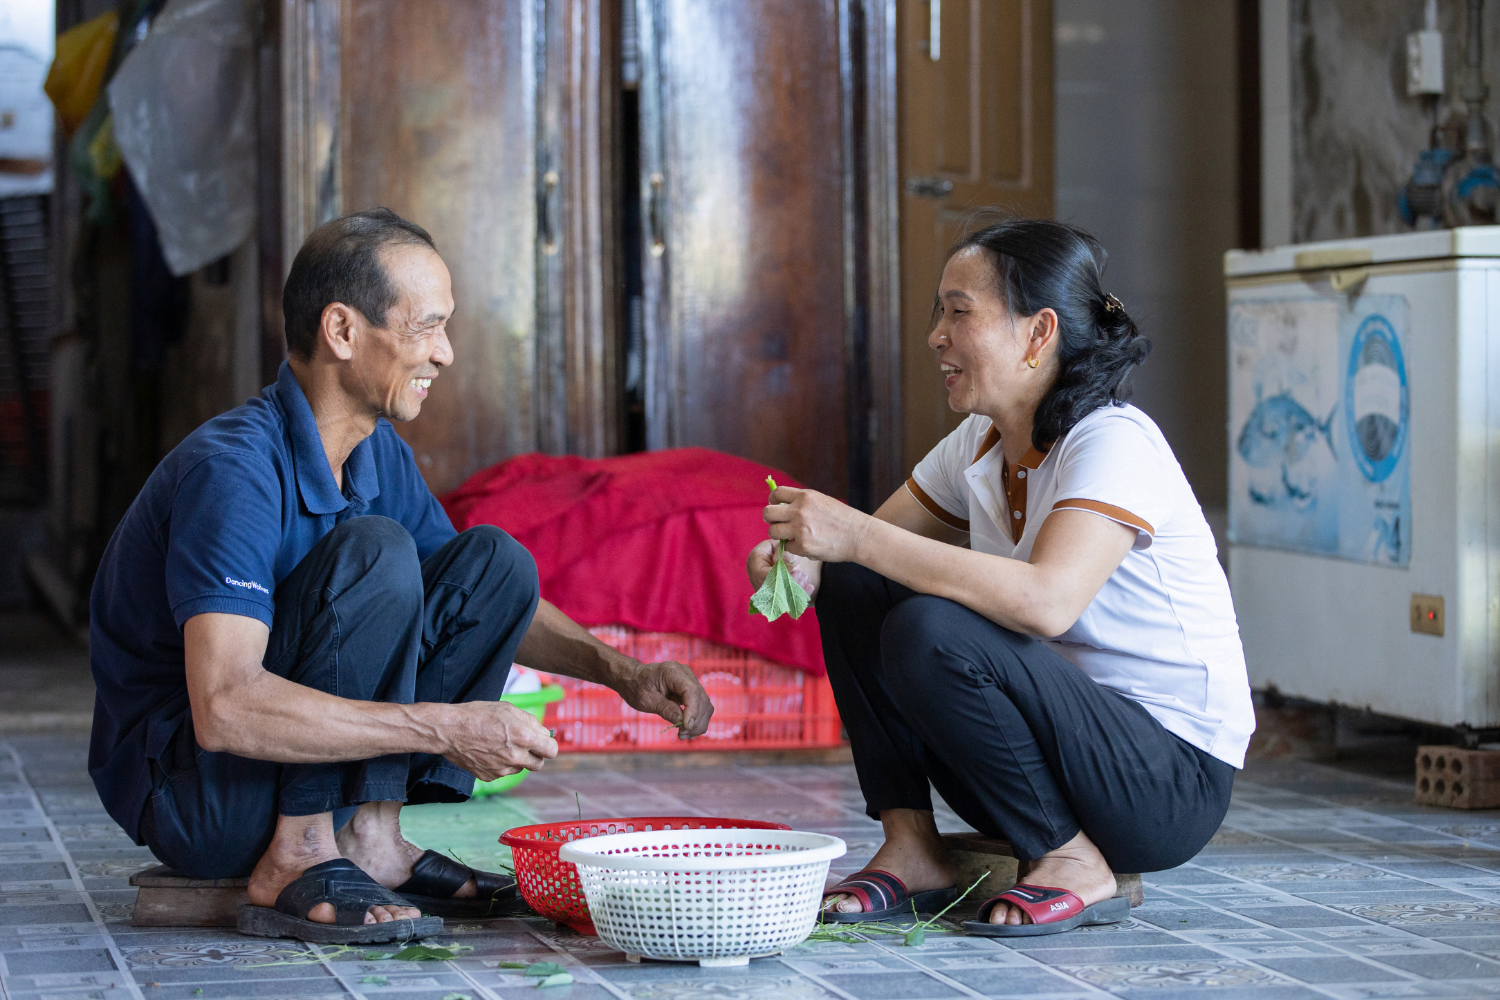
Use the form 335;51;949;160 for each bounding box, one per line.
129;865;249;927
940;832;1143;922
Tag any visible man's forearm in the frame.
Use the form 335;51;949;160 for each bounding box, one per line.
515;599;637;688
195;668;454;763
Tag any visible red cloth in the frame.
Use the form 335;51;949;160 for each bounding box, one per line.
441;448;825;673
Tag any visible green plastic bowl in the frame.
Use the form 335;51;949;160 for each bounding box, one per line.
470;684;566;799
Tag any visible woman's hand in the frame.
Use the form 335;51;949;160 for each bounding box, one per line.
746;539;823;601
762;486;872;564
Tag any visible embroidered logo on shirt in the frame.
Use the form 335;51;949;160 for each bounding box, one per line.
224;576;270;595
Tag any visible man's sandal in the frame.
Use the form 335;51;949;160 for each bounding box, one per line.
237;858;444;944
961;882;1130;937
394;850;530;919
820;869;958;923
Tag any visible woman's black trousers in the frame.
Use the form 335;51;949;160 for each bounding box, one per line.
817;561;1234;874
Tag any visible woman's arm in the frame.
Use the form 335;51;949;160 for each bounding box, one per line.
764;487;1137;637
747;483;969;596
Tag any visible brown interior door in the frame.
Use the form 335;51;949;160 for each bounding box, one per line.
281;0;614;497
897;0;1054;476
636;0;852;497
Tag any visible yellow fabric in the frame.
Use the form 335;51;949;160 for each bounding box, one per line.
45;11;119;134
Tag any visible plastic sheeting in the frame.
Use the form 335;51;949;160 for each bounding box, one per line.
108;0;256;277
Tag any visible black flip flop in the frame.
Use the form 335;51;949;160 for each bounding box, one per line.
237;858;443;944
820;869;958;923
962;882;1130;937
394;849;530;919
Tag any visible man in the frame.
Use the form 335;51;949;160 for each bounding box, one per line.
88;208;713;944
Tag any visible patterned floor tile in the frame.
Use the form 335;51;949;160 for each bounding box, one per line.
1057;958;1291;989
9;735;1500;999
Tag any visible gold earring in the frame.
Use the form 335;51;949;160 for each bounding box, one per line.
1026;356;1040;369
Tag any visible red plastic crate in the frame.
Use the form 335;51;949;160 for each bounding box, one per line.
538;625;843;751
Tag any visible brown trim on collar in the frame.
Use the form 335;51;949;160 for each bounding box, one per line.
1018;446;1048;469
906;478;971;532
972;426;1001;464
972;425;1050;469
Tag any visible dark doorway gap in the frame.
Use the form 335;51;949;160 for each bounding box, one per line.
619;83;646;455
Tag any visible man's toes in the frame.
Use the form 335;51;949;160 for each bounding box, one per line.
307;902;336;924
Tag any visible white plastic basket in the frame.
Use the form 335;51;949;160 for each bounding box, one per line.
557;828;847;966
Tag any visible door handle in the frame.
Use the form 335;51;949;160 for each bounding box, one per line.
905;176;953;199
540;169;559;255
648;172;665;257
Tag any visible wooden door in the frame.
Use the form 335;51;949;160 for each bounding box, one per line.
278;0;615;496
635;0;852;498
897;0;1053;475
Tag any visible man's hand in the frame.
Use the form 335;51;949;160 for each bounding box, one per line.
613;660;714;739
439;701;559;780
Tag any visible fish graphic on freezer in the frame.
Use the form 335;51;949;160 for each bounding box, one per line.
1227;296;1411;567
1236;390;1338;508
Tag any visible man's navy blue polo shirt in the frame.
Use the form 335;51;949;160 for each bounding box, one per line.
88;361;457;842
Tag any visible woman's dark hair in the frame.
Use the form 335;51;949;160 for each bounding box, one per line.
282;207;438;358
946;218;1151;452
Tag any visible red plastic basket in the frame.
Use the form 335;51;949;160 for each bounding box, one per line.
537;626;842;751
500;817;791;933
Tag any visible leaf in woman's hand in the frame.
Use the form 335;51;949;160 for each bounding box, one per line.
750;474;811;622
750;556;811;621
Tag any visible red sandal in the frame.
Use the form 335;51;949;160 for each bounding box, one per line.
962;882;1129;937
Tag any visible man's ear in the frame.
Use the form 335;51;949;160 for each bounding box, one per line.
319;302;359;361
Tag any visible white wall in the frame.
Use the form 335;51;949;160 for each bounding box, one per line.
1054;0;1240;511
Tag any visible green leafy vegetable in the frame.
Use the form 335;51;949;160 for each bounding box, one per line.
538;973;574;987
750;476;811;622
389;943;472;961
442;993;472;1000
359;975;388;985
807;870;992;947
525;962;568;977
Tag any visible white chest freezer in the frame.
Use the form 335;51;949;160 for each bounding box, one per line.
1225;227;1500;728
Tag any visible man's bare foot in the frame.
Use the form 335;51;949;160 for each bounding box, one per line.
989;830;1115;925
824;808;954;915
337;801;478;899
246;812;421;924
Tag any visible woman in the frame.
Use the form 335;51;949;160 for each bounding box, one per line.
747;219;1252;937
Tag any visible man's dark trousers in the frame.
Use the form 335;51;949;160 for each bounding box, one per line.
140;516;540;879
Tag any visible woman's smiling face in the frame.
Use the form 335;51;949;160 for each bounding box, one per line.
928;246;1046;416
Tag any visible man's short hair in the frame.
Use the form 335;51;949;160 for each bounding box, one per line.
282;208;438;358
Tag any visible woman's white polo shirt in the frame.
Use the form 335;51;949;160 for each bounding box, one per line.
906;404;1255;768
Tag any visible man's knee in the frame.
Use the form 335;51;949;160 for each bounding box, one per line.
327;516;420;576
447;525;540;603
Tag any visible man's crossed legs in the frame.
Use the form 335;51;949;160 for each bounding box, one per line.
141;517;539;929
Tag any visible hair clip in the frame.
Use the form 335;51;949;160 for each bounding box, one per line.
1104;293;1124;314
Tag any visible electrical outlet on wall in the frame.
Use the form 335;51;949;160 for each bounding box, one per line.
1411;594;1445;636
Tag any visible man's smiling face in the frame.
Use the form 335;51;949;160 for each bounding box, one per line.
350;244;455;422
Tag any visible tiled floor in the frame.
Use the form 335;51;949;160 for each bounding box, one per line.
6;734;1500;999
